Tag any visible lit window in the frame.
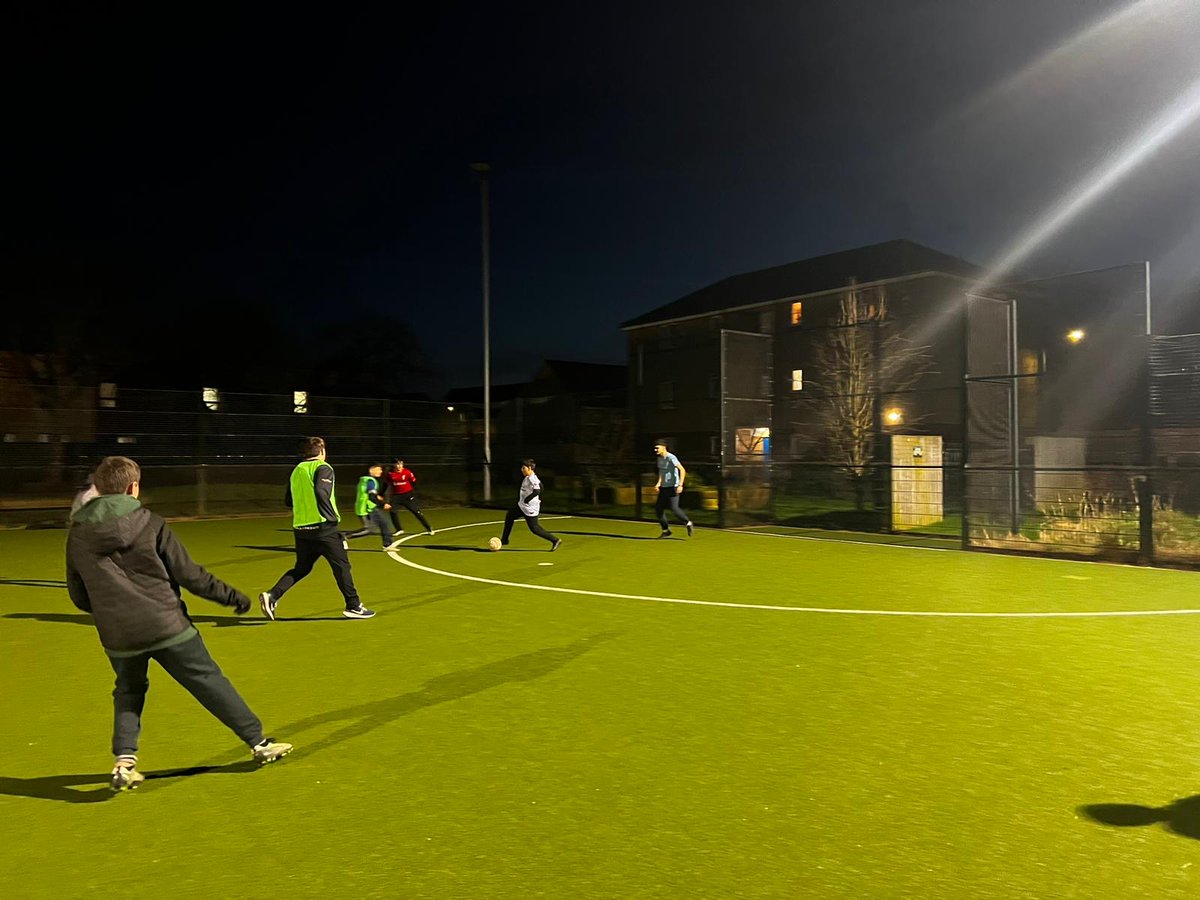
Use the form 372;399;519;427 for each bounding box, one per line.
791;369;803;391
293;390;308;414
735;426;771;461
791;302;803;325
202;387;220;412
99;382;118;409
117;436;137;444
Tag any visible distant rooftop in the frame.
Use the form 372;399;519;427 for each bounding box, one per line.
622;239;981;329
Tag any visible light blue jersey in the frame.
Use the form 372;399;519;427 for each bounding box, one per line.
657;452;682;488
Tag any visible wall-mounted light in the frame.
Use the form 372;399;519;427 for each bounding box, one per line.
1066;328;1086;344
447;405;455;412
885;408;904;425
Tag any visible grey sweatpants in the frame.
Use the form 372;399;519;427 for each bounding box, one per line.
107;632;263;757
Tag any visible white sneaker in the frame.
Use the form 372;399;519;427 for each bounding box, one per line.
252;738;293;765
392;529;404;537
110;758;144;791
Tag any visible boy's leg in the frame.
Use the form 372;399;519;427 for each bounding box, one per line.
668;493;692;526
267;533;321;601
655;491;671;532
108;653;152;758
316;531;363;609
398;494;433;532
153;634;264;748
389;507;403;534
523;513;557;544
500;506;519;544
344;516;372;539
371;508;392;546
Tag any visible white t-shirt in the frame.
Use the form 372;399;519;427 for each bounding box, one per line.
518;473;542;516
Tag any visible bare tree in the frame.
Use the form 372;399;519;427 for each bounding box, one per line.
807;283;934;509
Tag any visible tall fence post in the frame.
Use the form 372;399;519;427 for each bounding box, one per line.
196;464;208;517
1136;475;1154;564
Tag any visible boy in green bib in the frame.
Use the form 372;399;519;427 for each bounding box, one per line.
259;437;375;620
347;463;392;549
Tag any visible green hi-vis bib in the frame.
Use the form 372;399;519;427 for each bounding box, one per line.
290;459;340;527
355;475;377;517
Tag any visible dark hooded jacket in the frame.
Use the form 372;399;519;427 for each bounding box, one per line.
66;494;249;654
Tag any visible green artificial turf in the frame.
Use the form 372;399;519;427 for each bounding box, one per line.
4;508;1200;897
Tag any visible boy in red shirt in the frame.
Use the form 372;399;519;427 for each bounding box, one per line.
385;457;434;541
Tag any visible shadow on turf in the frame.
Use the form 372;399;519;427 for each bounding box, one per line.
0;578;67;588
3;612;270;628
0;632;621;804
552;529;657;541
0;761;259;804
1080;797;1200;840
404;544;541;553
274;630;623;760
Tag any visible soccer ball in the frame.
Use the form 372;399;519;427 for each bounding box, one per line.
488;537;502;551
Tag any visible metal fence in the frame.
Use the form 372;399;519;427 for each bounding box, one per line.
0;386;472;526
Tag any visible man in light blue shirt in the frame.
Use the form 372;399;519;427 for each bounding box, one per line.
653;439;694;539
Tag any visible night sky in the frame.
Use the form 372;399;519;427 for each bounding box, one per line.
7;1;1200;396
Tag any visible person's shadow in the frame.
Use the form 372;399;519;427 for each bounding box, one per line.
553;529;657;541
0;762;259;804
1080;796;1200;840
0;579;66;588
0;631;621;803
3;612;268;629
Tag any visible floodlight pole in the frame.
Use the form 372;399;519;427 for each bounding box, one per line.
471;162;493;503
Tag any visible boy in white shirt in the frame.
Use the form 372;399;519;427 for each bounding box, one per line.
500;459;561;551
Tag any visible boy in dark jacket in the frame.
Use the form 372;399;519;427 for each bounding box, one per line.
66;456;292;791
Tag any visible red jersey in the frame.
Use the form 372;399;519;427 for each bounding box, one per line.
387;467;416;496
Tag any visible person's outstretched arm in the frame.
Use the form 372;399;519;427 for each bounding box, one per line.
155;521;250;611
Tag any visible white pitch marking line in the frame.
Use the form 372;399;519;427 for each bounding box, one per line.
386;519;1200;619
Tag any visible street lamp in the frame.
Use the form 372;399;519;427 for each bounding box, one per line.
470;162;492;502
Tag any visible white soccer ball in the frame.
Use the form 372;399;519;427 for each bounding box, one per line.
488;537;502;551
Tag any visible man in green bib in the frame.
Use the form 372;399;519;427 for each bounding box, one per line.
259;437;375;620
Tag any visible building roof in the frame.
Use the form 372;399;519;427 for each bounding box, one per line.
443;383;526;404
533;360;627;393
621;239;981;329
446;360;628;404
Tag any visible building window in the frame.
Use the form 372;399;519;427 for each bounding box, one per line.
293;390;308;414
99;382;118;409
760;374;772;397
117;436;137;444
791;369;803;391
710;435;720;457
658;381;675;408
759;310;774;334
708;376;719;399
791;301;803;325
735;426;771;461
202;387;220;412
